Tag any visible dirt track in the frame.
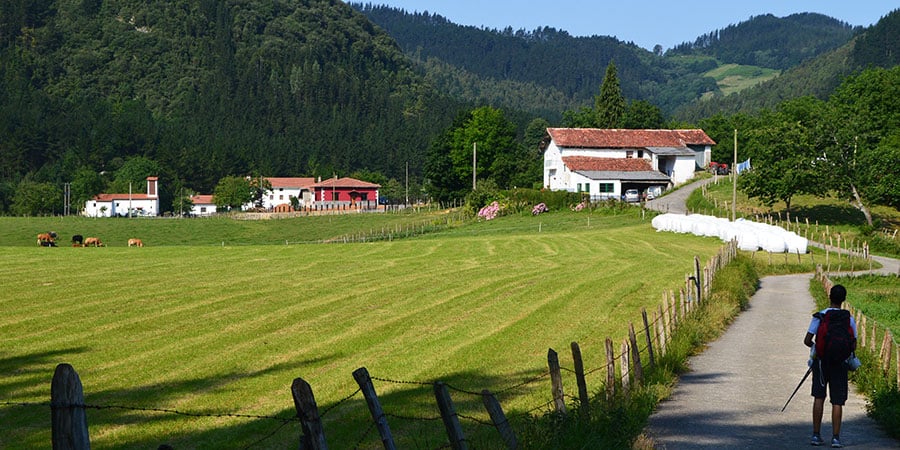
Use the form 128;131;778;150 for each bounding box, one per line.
644;179;899;449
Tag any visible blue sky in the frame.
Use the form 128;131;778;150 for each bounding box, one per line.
367;1;897;51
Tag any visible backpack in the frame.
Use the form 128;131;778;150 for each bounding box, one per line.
814;309;854;363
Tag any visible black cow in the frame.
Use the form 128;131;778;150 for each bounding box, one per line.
72;234;84;247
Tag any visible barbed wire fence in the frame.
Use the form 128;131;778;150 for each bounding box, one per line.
10;242;737;449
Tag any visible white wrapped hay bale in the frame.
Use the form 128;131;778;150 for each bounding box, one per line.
652;214;808;253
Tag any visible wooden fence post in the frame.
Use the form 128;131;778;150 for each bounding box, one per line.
859;315;868;349
656;306;666;357
352;367;396;450
291;377;328;450
570;342;590;410
605;338;615;400
620;339;631;396
870;323;877;353
482;390;517;450
642;308;655;368
434;382;468;450
547;349;567;414
629;323;643;385
880;332;893;375
694;255;702;303
51;363;90;450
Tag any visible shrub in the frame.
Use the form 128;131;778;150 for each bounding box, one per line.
532;203;549;215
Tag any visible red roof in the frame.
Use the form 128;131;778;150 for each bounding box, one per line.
314;177;380;189
548;128;716;148
190;195;215;204
563;156;654;172
91;194;154;201
266;177;316;189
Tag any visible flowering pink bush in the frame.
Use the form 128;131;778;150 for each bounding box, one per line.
478;201;501;220
532;203;549;215
572;201;587;211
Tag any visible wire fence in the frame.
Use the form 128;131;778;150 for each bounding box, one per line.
17;241;738;449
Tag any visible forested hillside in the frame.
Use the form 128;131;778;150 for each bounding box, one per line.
667;13;857;69
353;4;719;117
353;4;866;119
676;9;900;121
0;0;460;214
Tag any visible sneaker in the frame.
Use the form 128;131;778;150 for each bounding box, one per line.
831;437;843;448
811;434;825;446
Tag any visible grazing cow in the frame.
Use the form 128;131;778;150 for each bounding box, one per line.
72;234;84;247
128;238;144;247
37;233;56;247
83;237;104;247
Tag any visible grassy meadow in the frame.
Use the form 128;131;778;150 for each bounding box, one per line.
0;208;724;448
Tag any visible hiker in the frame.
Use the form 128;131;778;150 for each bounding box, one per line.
803;284;857;448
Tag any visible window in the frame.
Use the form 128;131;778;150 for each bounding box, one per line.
331;192;339;201
576;183;582;192
200;207;207;213
626;151;633;158
279;195;284;200
584;183;590;192
599;183;614;193
638;150;644;158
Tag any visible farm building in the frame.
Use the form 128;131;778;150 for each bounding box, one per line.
245;176;381;211
313;177;380;209
543;128;715;200
189;194;217;216
83;176;160;217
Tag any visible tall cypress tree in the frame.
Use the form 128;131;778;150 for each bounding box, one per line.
595;61;626;128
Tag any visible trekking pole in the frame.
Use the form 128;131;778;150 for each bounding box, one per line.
781;365;813;412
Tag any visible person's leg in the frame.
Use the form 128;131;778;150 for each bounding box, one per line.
813;397;825;434
832;404;842;436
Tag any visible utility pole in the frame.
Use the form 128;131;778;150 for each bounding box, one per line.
128;181;132;218
472;142;477;190
405;161;409;206
732;129;737;222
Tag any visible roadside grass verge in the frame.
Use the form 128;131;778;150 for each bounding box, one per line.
812;275;900;440
0;208;724;448
515;254;760;449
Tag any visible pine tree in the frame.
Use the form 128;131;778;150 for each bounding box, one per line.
595;62;626;128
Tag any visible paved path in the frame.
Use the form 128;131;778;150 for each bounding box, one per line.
644;180;899;449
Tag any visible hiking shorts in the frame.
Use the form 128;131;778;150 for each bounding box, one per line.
811;360;848;405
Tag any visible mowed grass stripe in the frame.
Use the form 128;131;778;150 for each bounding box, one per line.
1;213;723;448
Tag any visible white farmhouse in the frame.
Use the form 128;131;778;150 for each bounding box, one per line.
247;177;316;211
84;176;160;217
543;128;715;200
189;194;217;216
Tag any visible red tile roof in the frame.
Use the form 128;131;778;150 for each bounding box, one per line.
314;177;380;189
190;195;215;204
91;194;154;201
266;177;316;189
563;156;654;172
548;128;716;148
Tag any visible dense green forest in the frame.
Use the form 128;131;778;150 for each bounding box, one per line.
667;13;857;69
0;1;897;216
677;9;900;121
352;5;874;119
0;0;461;214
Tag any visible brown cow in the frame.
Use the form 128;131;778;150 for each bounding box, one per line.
128;238;144;247
83;237;104;247
37;233;56;247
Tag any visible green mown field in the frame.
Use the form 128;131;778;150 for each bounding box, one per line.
0;210;724;448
